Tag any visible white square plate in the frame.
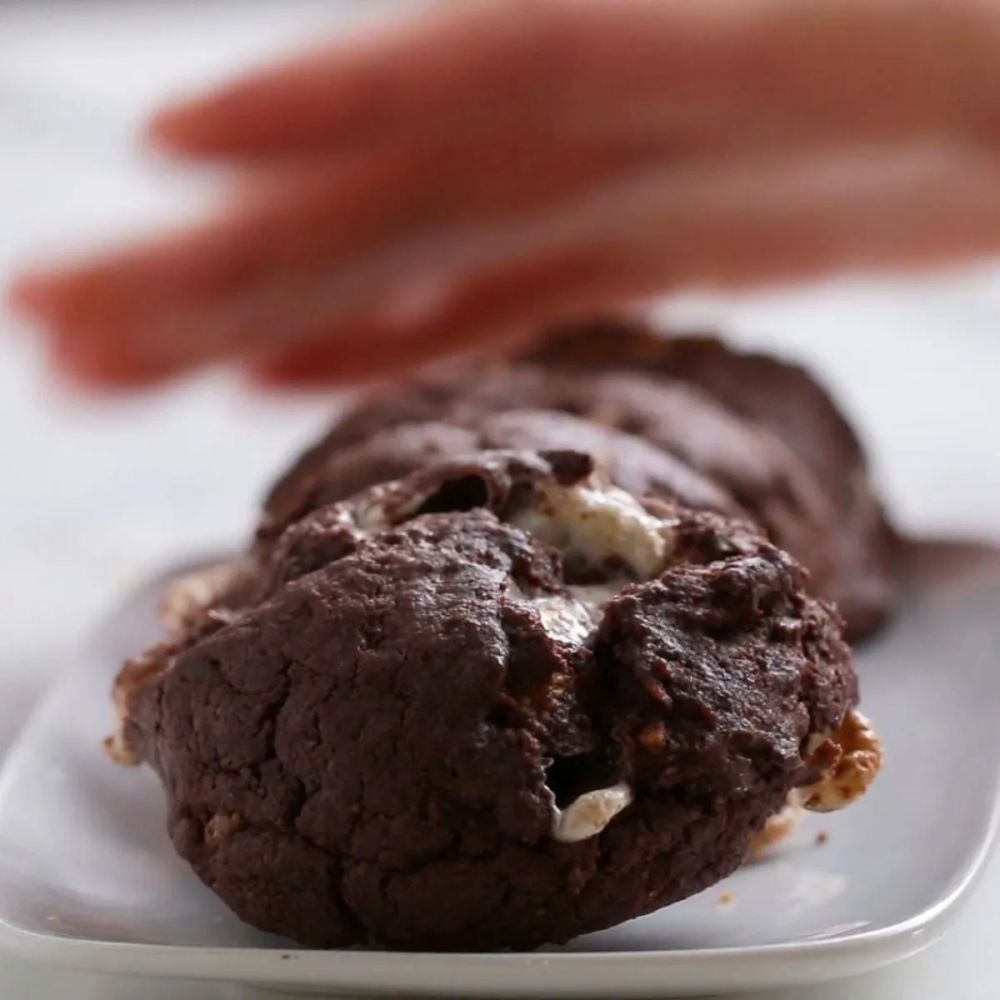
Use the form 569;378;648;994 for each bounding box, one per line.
0;542;997;998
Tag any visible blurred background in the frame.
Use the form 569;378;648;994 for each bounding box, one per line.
1;0;998;736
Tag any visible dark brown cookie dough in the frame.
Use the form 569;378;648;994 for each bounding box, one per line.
525;320;899;638
260;408;737;546
262;364;840;629
116;451;864;950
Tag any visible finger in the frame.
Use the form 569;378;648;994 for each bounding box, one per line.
9;135;671;364
148;0;603;157
246;245;606;387
253;141;1000;386
9;154;392;326
24;141;1000;388
149;0;1000;161
247;318;513;389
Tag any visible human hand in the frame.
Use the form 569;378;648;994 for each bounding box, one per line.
10;0;1000;388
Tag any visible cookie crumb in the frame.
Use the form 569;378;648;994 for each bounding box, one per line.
717;892;735;906
205;812;244;844
749;790;804;858
801;710;883;812
103;732;141;767
815;830;829;846
638;721;668;750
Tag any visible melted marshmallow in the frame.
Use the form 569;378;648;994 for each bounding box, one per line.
510;481;672;581
551;782;634;843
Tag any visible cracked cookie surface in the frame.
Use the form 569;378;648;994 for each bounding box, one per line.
263;363;839;625
524;320;899;639
116;450;863;950
267;322;897;640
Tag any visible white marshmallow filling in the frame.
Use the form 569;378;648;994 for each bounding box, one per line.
550;782;634;844
509;480;675;583
507;479;679;842
507;479;676;649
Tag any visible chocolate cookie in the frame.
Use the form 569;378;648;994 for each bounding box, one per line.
260;408;737;545
525;320;899;638
262;364;840;629
113;451;876;950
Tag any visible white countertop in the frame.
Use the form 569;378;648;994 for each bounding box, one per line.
1;3;998;997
